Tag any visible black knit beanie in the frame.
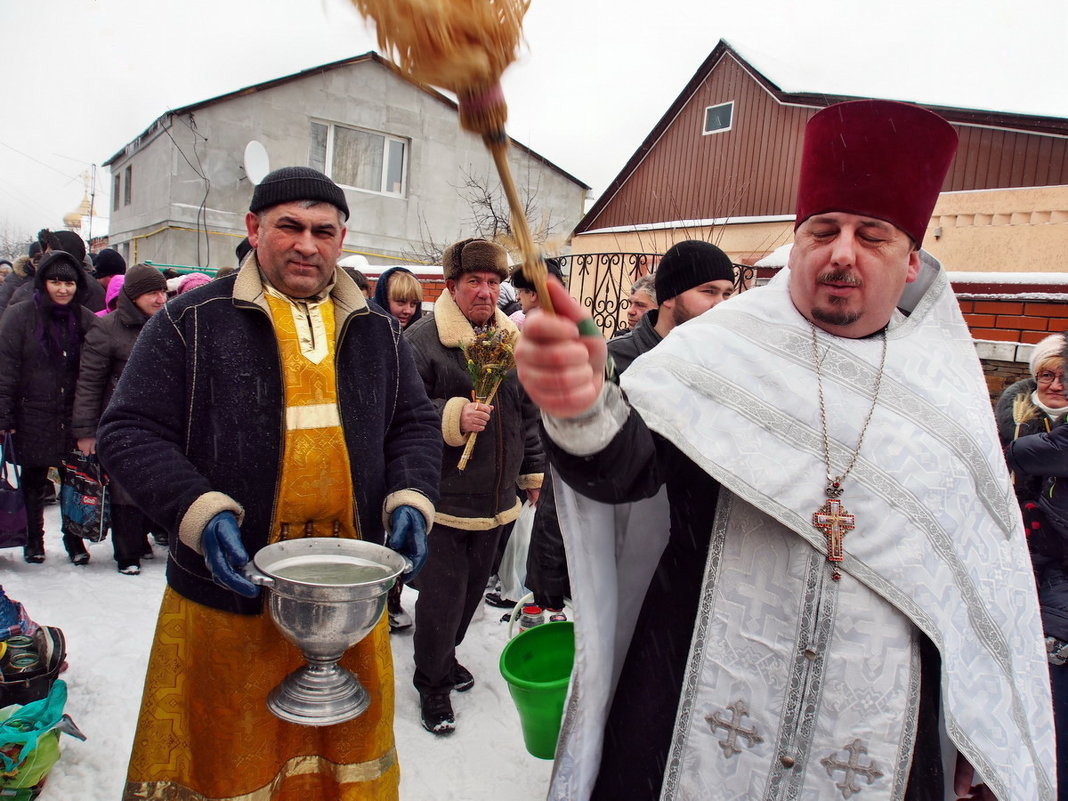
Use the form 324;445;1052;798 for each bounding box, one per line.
249;167;349;220
654;240;735;303
94;248;127;278
37;251;81;284
123;264;168;300
510;257;563;291
50;230;87;263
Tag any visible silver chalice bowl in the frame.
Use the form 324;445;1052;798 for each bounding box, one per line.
244;537;408;726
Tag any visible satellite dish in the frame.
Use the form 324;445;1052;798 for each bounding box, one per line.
243;141;270;185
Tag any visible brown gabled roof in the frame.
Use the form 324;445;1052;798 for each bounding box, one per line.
102;52;589;189
576;39;1068;234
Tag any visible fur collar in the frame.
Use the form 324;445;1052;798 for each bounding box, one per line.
233;251;367;320
433;289;518;349
12;256;33;278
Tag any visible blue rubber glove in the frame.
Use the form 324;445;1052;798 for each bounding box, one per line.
387;505;428;578
202;511;259;598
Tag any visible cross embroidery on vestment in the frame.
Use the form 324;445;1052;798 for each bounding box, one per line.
820;738;885;798
705;700;763;757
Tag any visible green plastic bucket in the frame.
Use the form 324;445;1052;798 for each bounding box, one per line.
499;621;575;759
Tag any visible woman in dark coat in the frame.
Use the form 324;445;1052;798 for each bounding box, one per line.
72;264;168;574
1002;332;1068;801
996;333;1068;507
0;251;97;564
374;266;425;629
373;266;424;329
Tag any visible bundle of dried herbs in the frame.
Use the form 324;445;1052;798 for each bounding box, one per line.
458;327;517;470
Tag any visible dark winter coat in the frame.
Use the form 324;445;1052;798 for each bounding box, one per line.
999;368;1068;641
606;308;663;374
0;256;34;318
0;270;97;467
404;291;543;529
373;266;423;329
1008;421;1068;639
996;377;1065;506
71;289;153;506
97;259;442;615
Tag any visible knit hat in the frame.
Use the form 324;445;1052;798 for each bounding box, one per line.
50;230;87;263
178;272;212;294
510;258;563;291
1029;333;1066;377
654;240;735;303
123;264;168;300
93;248;126;278
795;100;958;246
249;167;349;220
36;251;82;284
442;238;508;281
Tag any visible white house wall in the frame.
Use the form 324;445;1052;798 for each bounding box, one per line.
106;58;587;270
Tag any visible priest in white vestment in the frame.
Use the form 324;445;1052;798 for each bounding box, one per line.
515;100;1055;801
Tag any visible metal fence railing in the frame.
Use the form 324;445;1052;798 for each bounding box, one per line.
558;252;755;337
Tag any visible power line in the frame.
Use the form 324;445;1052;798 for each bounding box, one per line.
0;139;82;182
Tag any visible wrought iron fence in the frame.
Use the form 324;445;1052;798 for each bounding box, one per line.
557;252;756;337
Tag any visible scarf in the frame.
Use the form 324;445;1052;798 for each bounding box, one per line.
33;289;82;368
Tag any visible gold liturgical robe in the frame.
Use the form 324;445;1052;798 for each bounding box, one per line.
124;289;398;801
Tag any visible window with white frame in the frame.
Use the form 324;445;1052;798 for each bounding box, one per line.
309;121;407;196
703;102;734;135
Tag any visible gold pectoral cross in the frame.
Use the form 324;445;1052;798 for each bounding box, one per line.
812;497;855;581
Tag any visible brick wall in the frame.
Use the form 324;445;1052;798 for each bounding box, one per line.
954;277;1068;404
961;298;1068;344
368;273;447;309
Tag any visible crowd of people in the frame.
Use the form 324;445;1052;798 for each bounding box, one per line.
0;97;1062;801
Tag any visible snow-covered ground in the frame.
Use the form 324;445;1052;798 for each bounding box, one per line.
2;504;554;800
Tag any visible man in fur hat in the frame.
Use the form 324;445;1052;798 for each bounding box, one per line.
516;101;1054;800
98;166;441;801
403;237;544;735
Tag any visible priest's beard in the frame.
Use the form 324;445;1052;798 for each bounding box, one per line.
811;301;861;328
812;269;862;327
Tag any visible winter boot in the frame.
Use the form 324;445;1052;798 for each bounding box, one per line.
63;533;90;566
22;506;45;564
419;691;456;735
451;663;475;693
23;535;45;564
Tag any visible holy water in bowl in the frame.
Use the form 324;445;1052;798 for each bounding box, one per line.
247;542;405;726
270;559;393;586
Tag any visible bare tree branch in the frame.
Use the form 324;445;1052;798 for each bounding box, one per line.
0;220;32;262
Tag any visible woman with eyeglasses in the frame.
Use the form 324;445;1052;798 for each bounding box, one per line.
997;333;1068;504
1000;332;1068;801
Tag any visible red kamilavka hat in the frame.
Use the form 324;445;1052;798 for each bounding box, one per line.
794;100;958;246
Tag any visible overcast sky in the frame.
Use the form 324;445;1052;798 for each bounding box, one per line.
2;0;1066;243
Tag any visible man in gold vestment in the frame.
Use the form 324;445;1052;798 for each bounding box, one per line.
99;167;442;800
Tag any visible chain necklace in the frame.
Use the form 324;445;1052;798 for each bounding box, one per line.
809;322;888;580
